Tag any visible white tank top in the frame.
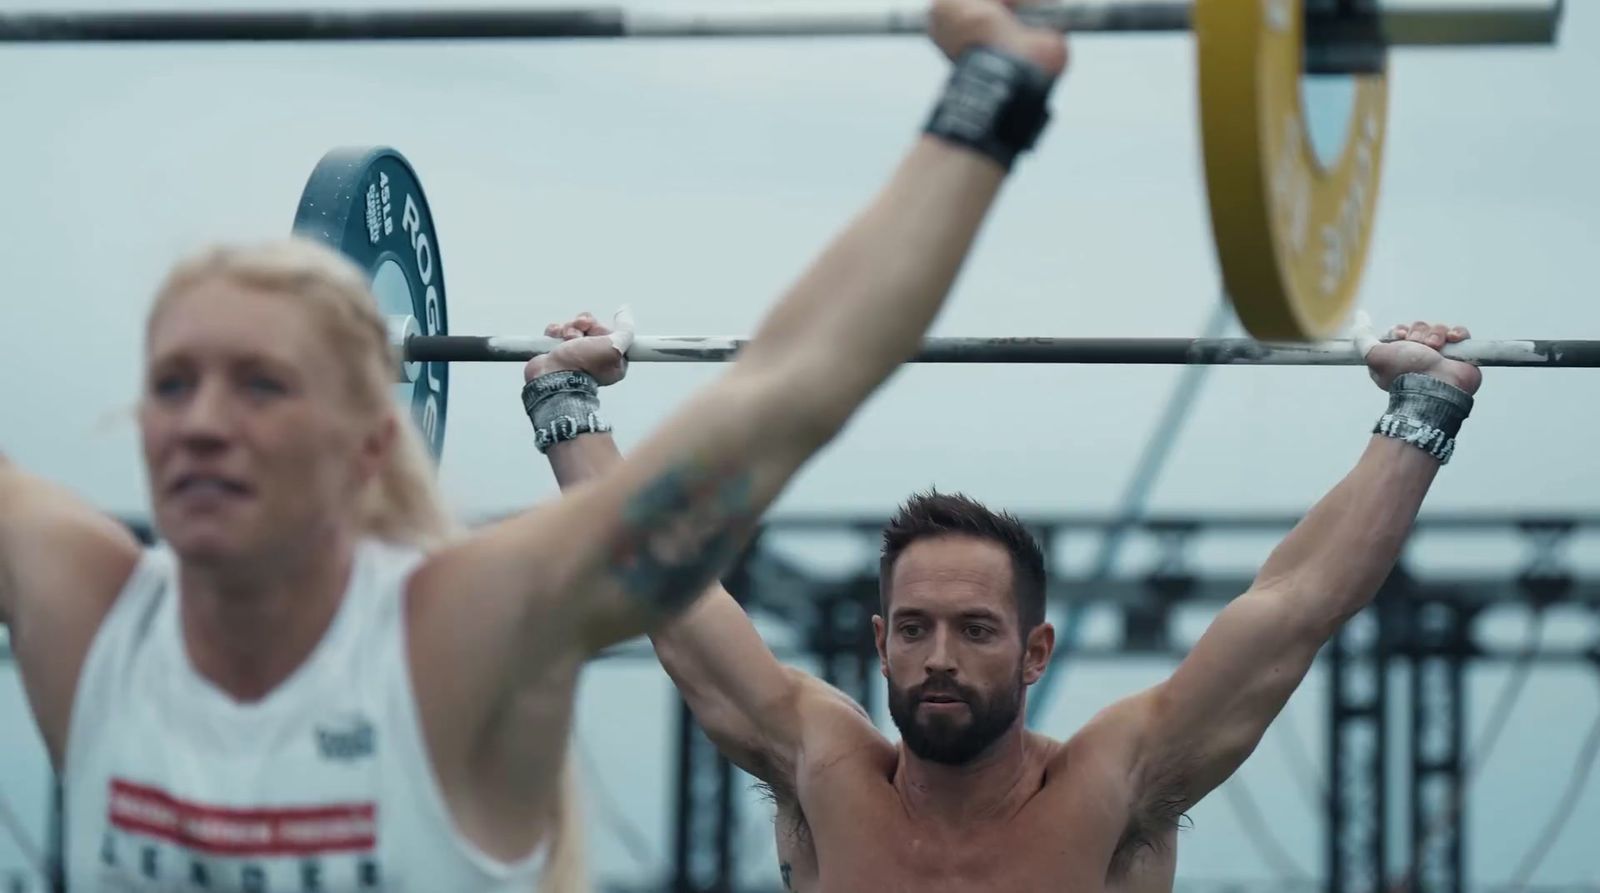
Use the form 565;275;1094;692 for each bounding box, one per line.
63;538;551;893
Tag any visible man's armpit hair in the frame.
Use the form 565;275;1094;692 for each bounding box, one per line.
1109;754;1193;879
607;459;755;617
754;779;812;844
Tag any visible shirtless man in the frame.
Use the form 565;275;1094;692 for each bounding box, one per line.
531;309;1480;891
0;2;1066;889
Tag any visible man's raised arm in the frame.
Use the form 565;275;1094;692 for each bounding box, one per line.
529;314;878;788
1115;322;1483;817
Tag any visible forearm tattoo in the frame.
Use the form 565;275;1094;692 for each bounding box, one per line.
607;459;754;617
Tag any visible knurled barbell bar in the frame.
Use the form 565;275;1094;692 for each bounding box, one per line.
405;333;1600;368
288;145;1593;464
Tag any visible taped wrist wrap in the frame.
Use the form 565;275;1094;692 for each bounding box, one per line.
1372;373;1474;464
923;46;1054;171
523;370;611;454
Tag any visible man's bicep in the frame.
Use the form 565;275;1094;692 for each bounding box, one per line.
686;670;809;787
677;657;871;794
655;593;810;772
1139;587;1326;805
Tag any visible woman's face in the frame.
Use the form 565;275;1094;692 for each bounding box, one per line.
140;275;387;566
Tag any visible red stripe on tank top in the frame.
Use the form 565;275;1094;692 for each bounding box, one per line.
109;779;377;856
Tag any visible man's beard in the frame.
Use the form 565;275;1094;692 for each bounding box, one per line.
887;667;1023;765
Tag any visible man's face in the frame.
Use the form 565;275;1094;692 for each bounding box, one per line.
875;535;1052;765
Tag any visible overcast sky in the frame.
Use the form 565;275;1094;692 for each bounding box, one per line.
2;0;1597;888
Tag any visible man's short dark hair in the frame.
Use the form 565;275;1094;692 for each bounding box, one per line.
879;490;1047;635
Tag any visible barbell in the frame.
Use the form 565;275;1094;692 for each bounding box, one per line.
13;0;1567;343
290;145;1595;461
0;2;1565;50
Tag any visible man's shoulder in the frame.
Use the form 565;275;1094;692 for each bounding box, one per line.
1026;729;1072;768
792;672;870;716
802;706;894;771
792;674;887;747
1034;700;1154;792
788;694;891;787
1065;689;1162;753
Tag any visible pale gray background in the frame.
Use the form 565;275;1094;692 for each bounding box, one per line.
1;0;1597;888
